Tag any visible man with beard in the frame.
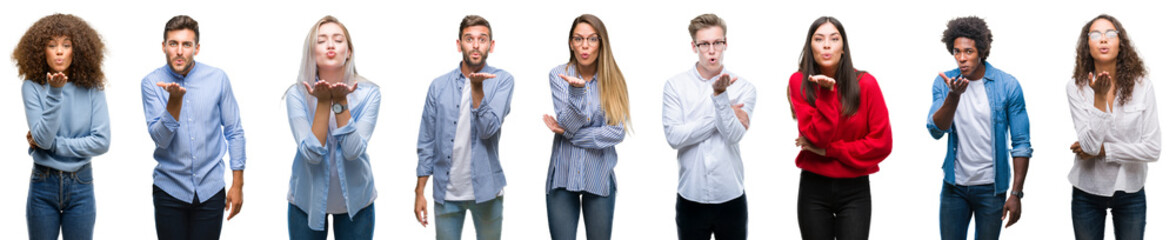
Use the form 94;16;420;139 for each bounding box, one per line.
414;15;515;240
139;15;247;240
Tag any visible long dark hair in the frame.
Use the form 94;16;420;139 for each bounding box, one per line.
1071;14;1146;106
798;16;861;116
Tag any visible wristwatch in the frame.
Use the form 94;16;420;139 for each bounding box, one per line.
1010;191;1024;199
331;102;347;114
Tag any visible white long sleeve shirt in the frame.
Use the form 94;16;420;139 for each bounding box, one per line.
662;66;756;204
1067;77;1161;197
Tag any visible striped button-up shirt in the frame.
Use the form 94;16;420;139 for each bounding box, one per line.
140;62;246;203
546;64;626;197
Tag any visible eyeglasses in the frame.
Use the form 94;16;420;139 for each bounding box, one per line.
572;36;600;46
695;40;727;51
1088;30;1119;41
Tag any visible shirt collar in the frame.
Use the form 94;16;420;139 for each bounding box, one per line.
165;61;199;81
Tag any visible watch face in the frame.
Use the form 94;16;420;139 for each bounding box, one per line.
332;103;343;113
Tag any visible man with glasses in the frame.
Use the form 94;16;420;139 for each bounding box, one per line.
140;15;247;240
926;16;1032;240
414;15;514;240
662;13;755;240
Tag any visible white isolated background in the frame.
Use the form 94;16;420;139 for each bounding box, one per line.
0;0;1171;239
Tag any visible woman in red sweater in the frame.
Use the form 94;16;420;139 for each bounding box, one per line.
788;16;893;240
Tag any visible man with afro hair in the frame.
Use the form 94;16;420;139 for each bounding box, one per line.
925;16;1034;240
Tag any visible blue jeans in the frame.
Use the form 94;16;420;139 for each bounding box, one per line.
1072;187;1146;240
153;185;225;240
940;183;1005;240
288;203;375;240
434;196;504;240
547;181;616;240
27;164;95;240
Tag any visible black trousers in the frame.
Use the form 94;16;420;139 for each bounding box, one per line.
797;170;871;240
676;193;748;240
153;185;225;240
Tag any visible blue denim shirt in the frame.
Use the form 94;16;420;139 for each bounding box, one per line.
417;64;514;204
286;81;381;231
140;62;246;203
926;62;1032;196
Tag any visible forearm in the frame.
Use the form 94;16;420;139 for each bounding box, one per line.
230;170;244;189
1010;157;1029;192
471;84;484;109
932;94;960;130
414;176;430;196
166;95;183;120
312;101;331;146
333;97;350;127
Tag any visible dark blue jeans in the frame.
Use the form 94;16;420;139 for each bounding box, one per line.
288;203;375;240
153;185;224;240
797;171;871;240
939;182;1004;240
1072;187;1146;240
546;180;616;240
27;164;95;240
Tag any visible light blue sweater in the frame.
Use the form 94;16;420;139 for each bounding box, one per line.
22;80;110;172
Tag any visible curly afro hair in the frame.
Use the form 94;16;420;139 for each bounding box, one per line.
941;16;993;62
12;13;106;90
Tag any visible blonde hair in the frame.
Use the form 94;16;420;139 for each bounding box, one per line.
566;14;631;131
288;16;370;100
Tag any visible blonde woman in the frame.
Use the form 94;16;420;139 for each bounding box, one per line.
285;16;380;240
541;14;631;240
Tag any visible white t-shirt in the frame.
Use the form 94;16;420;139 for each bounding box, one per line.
953;79;995;186
445;78;475;201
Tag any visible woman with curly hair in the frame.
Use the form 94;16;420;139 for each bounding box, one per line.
1066;14;1158;240
14;13;110;240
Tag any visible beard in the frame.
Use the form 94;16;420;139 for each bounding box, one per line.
168;55;194;75
462;49;489;68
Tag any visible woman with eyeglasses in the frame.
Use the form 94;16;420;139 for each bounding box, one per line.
541;14;631;240
1066;14;1158;240
787;16;892;240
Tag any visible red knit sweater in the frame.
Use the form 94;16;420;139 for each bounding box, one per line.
788;71;893;178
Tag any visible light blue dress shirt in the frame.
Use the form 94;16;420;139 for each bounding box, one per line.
417;64;514;204
287;81;381;231
140;62;246;203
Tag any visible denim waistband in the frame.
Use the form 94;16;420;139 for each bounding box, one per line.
34;163;90;174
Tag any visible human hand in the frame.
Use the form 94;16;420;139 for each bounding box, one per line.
543;114;565;135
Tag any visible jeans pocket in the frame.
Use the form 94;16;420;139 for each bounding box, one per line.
73;167;94;185
30;168;45;183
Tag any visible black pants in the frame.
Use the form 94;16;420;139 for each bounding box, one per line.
153;185;225;240
797;171;871;240
676;193;748;240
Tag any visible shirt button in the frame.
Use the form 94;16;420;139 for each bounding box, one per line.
450;139;454;142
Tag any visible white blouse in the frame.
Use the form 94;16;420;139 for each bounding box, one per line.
1066;77;1161;197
